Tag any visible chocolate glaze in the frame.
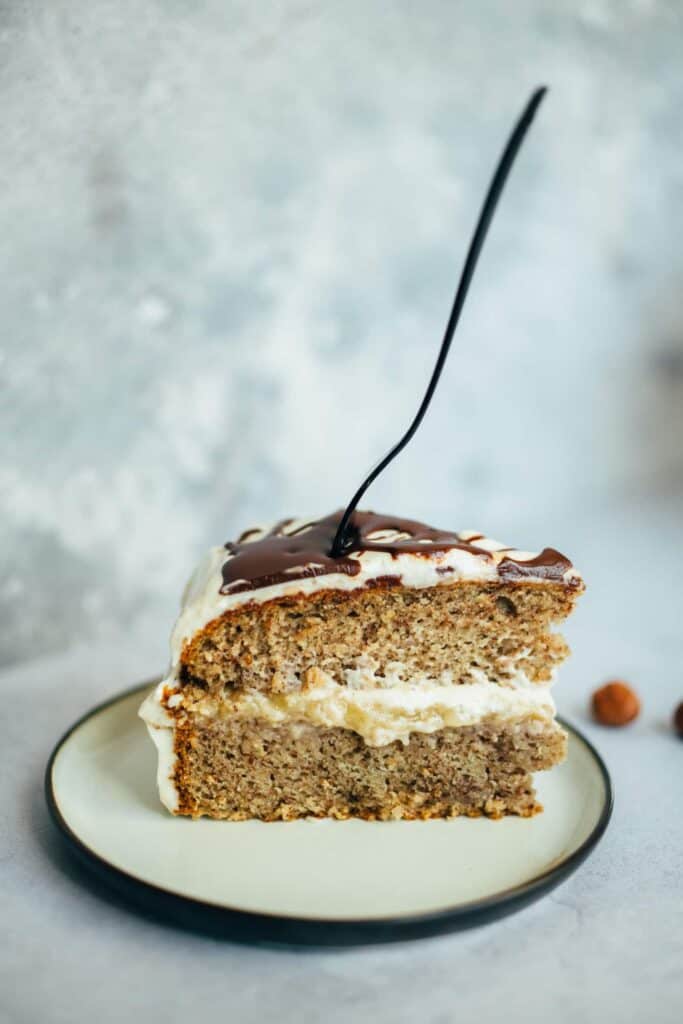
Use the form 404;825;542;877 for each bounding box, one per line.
221;510;576;596
498;549;576;584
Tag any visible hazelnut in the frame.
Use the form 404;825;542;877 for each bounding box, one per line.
673;702;683;738
591;681;640;727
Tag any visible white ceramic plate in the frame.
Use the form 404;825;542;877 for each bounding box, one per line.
46;683;612;945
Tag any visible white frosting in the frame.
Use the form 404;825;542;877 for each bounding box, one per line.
168;518;579;667
211;677;555;747
143;720;179;813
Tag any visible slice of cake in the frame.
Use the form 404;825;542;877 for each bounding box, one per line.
139;510;583;820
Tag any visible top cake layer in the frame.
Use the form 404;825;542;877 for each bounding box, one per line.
170;510;582;670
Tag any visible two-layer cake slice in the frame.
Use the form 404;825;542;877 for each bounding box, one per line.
140;511;583;820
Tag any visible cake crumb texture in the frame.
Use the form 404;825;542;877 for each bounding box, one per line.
180;580;579;694
171;716;567;821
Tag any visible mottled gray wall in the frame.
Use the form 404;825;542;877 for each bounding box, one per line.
2;1;682;666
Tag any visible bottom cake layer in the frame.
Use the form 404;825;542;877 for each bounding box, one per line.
161;716;567;821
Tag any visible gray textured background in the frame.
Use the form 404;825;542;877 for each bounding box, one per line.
2;0;683;667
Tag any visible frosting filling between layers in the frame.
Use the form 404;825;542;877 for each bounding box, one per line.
195;678;556;748
140;669;557;753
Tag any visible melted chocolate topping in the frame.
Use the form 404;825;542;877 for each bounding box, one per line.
330;88;548;557
220;510;575;595
498;549;574;583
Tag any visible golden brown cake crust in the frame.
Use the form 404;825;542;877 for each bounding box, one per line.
170;715;567;821
179;578;580;695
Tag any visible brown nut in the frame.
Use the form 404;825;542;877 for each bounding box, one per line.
673;702;683;738
591;681;640;727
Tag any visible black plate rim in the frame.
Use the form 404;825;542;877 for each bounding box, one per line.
45;682;613;946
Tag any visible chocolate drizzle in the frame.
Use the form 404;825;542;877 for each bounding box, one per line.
214;96;569;605
220;509;575;596
498;549;575;583
330;87;548;558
